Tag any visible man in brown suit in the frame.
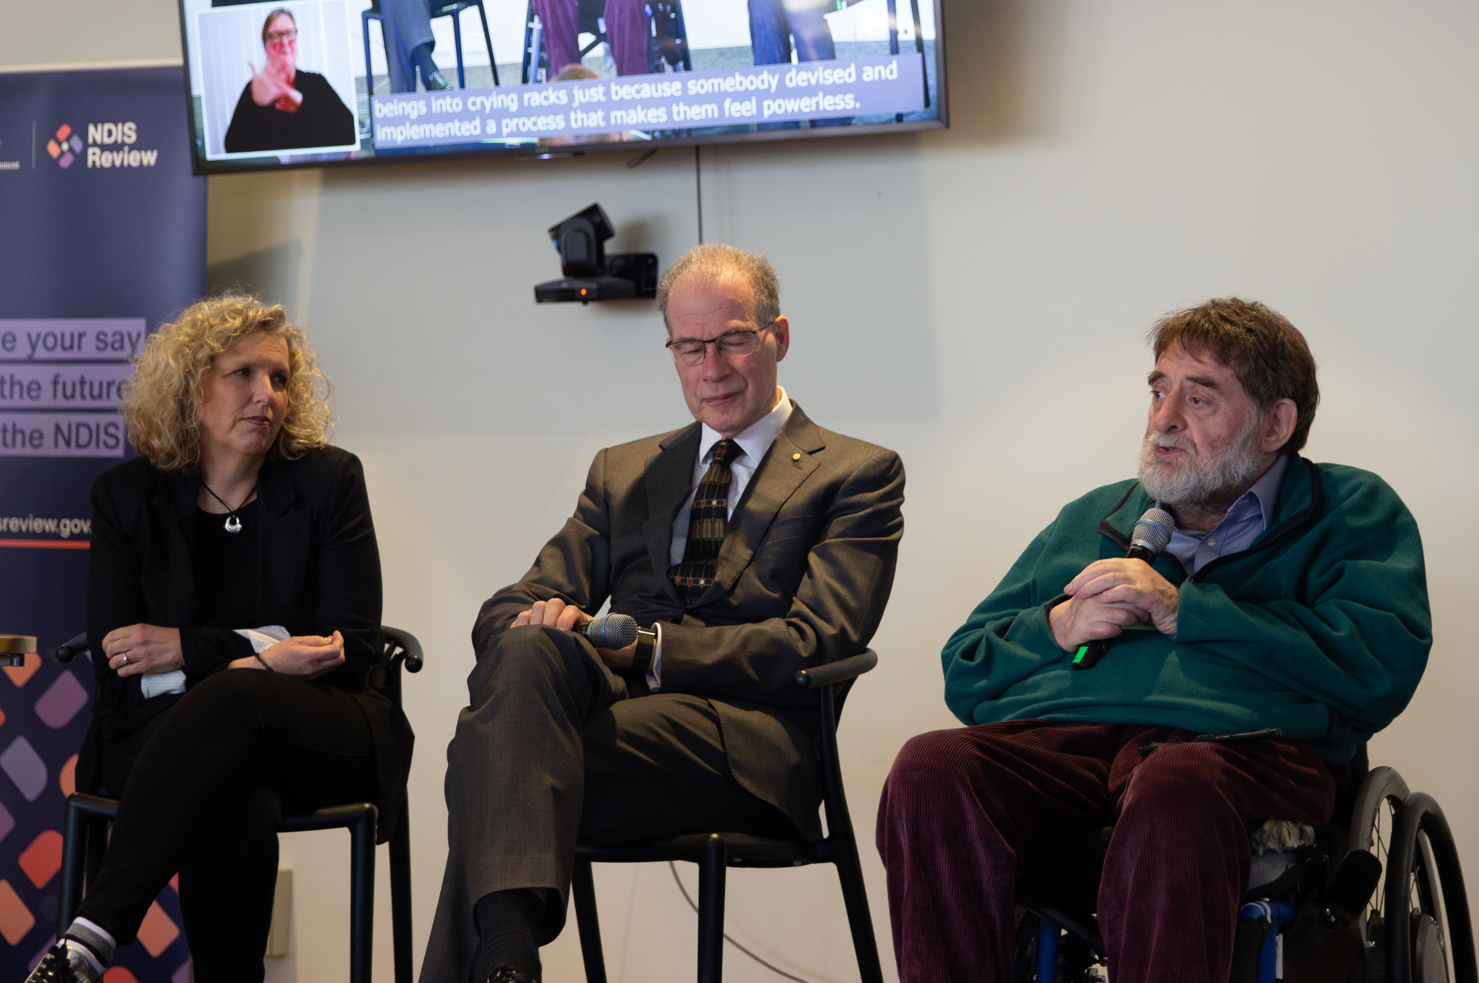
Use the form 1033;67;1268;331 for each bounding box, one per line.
422;244;905;983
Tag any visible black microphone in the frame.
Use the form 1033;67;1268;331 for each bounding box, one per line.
573;612;639;649
1071;508;1174;671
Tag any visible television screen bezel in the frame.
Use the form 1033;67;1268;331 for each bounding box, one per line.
177;0;948;175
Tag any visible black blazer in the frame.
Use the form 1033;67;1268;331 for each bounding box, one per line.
474;402;905;838
82;445;413;842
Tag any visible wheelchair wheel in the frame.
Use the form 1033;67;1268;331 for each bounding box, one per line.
1347;768;1477;983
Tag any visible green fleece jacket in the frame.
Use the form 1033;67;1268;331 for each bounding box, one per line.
942;456;1431;763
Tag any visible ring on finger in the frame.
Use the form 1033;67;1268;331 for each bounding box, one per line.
121;654;129;666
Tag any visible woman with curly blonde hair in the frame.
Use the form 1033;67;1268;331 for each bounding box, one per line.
33;296;413;983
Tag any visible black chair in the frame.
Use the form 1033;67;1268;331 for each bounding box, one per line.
363;0;500;96
570;648;884;983
53;626;424;983
1014;746;1477;983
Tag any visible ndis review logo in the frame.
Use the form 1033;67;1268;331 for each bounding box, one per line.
47;121;160;170
45;124;83;168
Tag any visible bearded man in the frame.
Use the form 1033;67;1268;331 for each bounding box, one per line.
876;298;1431;983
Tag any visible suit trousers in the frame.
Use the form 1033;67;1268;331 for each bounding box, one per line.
876;720;1343;983
422;623;796;983
79;669;377;983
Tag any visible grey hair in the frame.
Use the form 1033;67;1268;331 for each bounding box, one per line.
656;243;780;332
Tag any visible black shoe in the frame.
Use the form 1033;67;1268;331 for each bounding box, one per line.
25;944;101;983
424;70;454;90
486;968;538;983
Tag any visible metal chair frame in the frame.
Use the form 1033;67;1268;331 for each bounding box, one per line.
363;0;499;97
53;626;424;983
570;648;885;983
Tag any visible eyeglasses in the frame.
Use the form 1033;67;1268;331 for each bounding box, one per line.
666;323;774;366
265;29;298;43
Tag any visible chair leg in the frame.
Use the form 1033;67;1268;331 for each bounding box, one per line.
833;850;885;983
572;859;609;983
362;11;376;101
58;800;90;930
697;837;726;983
390;810;414;983
350;811;377;983
450;10;466;87
475;0;499;85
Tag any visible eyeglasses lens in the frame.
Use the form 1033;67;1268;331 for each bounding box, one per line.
672;332;760;365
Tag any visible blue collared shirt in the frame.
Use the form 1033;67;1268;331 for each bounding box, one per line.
1162;455;1289;577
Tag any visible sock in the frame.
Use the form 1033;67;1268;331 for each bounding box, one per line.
472;889;543;981
410;43;441;87
62;917;116;975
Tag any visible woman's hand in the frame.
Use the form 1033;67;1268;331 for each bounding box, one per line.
103;624;184;677
231;631;345;679
248;61;303;111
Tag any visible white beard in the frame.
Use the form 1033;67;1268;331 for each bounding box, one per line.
1137;412;1266;509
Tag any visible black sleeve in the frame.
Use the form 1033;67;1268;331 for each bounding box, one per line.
87;470;252;697
222;83;260;154
308;74;356;146
309;452;383;693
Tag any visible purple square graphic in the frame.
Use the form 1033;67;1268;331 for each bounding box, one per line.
68;134;83;153
1;735;48;801
58;151;74;169
173;960;192;983
0;796;14;844
35;670;88;729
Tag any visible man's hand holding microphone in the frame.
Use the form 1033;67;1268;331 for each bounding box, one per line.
1049;509;1180;666
513;598;646;670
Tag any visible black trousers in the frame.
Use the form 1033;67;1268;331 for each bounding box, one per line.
421;624;799;983
79;669;377;983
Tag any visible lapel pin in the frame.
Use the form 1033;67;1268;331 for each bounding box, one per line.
792;453;801;461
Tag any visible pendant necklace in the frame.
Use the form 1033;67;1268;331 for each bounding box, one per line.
201;481;256;534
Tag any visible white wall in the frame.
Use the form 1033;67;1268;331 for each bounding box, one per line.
7;2;1479;980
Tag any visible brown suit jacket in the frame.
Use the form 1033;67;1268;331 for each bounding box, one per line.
471;401;905;836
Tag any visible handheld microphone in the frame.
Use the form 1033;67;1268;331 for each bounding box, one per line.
1071;508;1174;671
573;612;639;649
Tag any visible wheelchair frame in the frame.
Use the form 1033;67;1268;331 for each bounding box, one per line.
1016;762;1476;983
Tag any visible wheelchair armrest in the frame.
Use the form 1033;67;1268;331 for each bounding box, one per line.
55;632;89;663
382;625;424;673
794;649;877;690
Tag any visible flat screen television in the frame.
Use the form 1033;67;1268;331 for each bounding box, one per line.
178;0;945;172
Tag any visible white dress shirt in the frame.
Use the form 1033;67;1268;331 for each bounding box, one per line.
643;388;793;692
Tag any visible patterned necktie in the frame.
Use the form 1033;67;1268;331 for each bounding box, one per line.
672;439;738;603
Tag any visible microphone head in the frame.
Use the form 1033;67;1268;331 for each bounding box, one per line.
582;612;638;649
1130;508;1175;556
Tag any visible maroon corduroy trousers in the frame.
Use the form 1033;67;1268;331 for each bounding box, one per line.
876;721;1343;983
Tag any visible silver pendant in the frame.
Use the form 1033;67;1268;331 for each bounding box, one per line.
224;514;242;534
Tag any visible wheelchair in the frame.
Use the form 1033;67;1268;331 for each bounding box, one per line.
520;0;692;84
1013;746;1476;983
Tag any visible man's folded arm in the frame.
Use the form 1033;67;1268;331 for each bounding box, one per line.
472;448;615;656
1173;487;1431;737
658;449;905;708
